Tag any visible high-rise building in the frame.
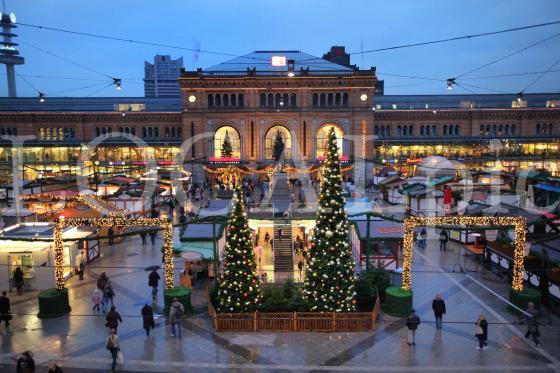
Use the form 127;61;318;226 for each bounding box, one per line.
144;55;183;97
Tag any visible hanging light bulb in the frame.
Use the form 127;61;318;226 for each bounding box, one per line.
38;92;45;102
517;92;524;102
113;78;122;90
446;78;456;90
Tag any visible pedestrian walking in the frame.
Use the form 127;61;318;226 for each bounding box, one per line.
298;259;304;281
77;250;86;280
278;228;283;241
92;287;103;312
106;328;120;372
432;293;446;329
264;232;270;246
104;281;115;312
439;230;448;252
406;309;421;346
418;228;427;250
148;269;160;301
169;297;184;338
97;272;108;291
108;227;115;245
140;231;147;245
106;306;123;333
16;351;35;373
475;314;488;350
522;302;540;347
149;230;157;245
141;303;154;337
0;290;11;328
13;267;24;295
283;210;290;224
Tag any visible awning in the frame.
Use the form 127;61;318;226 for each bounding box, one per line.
180;241;215;259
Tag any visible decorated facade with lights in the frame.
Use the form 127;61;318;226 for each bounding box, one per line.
216;188;262;313
303;127;356;312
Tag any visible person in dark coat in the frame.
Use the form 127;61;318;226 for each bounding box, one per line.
0;290;11;328
149;230;157;245
432;293;446;329
141;303;154;336
13;267;24;295
106;306;123;333
475;314;488;350
406;309;421;346
522;302;540;347
439;230;448;252
108;227;115;245
16;351;35;373
148;270;160;300
140;231;147;245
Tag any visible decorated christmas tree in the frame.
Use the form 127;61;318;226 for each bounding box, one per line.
272;130;284;162
221;130;233;158
216;188;261;312
303;127;356;312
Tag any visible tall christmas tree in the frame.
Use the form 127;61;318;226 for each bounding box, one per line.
272;130;284;162
216;188;261;312
221;130;233;158
303;127;356;312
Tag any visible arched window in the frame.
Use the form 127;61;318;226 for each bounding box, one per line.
265;125;292;160
215;94;221;107
505;125;509;135
455;125;459;135
498;125;503;135
511;125;515;135
420;125;424;136
536;124;540;135
12;128;17;135
230;94;237;107
549;123;554;135
282;93;289;106
380;126;385;137
397;125;402;136
101;127;107;136
387;126;391;137
238;94;244;107
480;125;484;136
492;124;497;135
153;127;159;138
223;94;229;107
409;125;414;136
486;125;490;135
165;127;170;138
312;93;318;107
124;127;130;134
290;93;296;107
176;127;181;138
208;94;214;108
275;93;282;106
431;125;436;136
171;127;176;138
147;127;153;138
443;125;447;135
316;124;345;158
374;125;379;135
0;128;5;136
342;93;349;106
142;127;147;138
131;127;136;136
327;93;333;106
267;93;274;106
214;125;241;158
320;93;326;107
335;93;341;106
403;126;407;136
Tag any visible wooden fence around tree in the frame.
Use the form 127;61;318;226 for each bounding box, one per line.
208;301;380;332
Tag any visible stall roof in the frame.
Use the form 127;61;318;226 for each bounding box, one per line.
0;222;92;239
180;241;215;259
534;184;560;193
533;237;560;264
484;203;543;223
0;207;36;217
353;218;404;240
180;223;224;241
377;175;403;186
426;176;454;187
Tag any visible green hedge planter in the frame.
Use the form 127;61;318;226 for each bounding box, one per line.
163;286;192;316
384;287;413;317
37;288;71;319
509;287;541;313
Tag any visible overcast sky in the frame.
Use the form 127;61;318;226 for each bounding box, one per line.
2;0;560;97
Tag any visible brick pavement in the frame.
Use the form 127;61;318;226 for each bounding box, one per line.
0;231;559;372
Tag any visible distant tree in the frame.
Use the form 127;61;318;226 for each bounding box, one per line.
221;130;233;158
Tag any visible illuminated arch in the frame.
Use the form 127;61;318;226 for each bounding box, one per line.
264;124;292;160
316;123;345;158
213;125;241;158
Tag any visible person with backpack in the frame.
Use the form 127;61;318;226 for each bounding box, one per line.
16;351;35;373
432;293;446;329
406;309;421;346
106;329;120;372
439;229;448;252
475;314;488;350
169;297;184;338
264;232;270;246
141;303;155;337
106;306;123;333
148;269;160;301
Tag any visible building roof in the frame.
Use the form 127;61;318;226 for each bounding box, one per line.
0;97;183;112
204;50;353;73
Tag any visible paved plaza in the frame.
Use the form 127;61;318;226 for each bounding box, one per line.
0;230;559;372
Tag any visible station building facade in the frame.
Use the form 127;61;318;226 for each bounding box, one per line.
0;50;559;185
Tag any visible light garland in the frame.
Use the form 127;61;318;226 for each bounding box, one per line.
401;216;526;292
53;216;174;290
21;193;127;219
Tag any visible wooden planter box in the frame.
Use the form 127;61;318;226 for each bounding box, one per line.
208;302;380;332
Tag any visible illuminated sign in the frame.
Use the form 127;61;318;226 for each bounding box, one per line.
271;56;286;67
0;45;16;52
